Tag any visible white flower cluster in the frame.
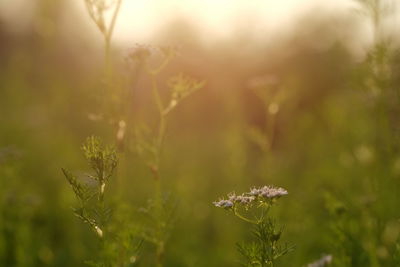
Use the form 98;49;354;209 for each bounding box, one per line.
213;185;288;209
249;186;288;199
213;199;234;209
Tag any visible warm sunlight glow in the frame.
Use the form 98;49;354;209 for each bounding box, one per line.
73;0;354;45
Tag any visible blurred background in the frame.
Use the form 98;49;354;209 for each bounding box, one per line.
1;0;400;266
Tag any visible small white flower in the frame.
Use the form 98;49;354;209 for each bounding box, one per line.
214;185;287;210
213;199;234;209
235;195;256;205
250;186;288;199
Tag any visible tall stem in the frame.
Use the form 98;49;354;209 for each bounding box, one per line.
104;37;112;82
156;242;165;267
151;75;167;158
149;73;169;267
107;0;122;42
103;0;122;82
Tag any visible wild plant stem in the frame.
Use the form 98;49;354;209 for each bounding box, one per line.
233;208;259;224
153;170;164;267
150;72;169;267
107;0;123;42
103;0;122;81
157;115;167;157
265;107;276;152
149;53;173;76
151;75;164;115
104;39;112;82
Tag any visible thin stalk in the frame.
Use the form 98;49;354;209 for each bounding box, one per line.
153;171;164;267
233;207;259;224
264;106;277;153
157;114;167;159
104;0;122;81
156;242;165;267
149;54;173;76
104;38;112;82
151;75;165;115
150;74;168;170
149;72;169;267
106;0;123;42
258;204;270;222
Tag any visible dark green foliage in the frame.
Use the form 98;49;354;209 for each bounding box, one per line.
62;137;141;266
62;136;117;237
136;193;177;265
393;242;400;265
62;168;93;204
237;219;294;267
82;136;118;187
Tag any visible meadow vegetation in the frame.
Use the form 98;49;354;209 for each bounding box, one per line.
1;0;400;266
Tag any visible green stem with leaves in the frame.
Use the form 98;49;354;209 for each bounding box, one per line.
151;73;168;267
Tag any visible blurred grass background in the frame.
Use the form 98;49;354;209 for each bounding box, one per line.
1;0;400;266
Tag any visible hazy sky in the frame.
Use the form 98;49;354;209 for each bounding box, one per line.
84;0;356;44
0;0;388;46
